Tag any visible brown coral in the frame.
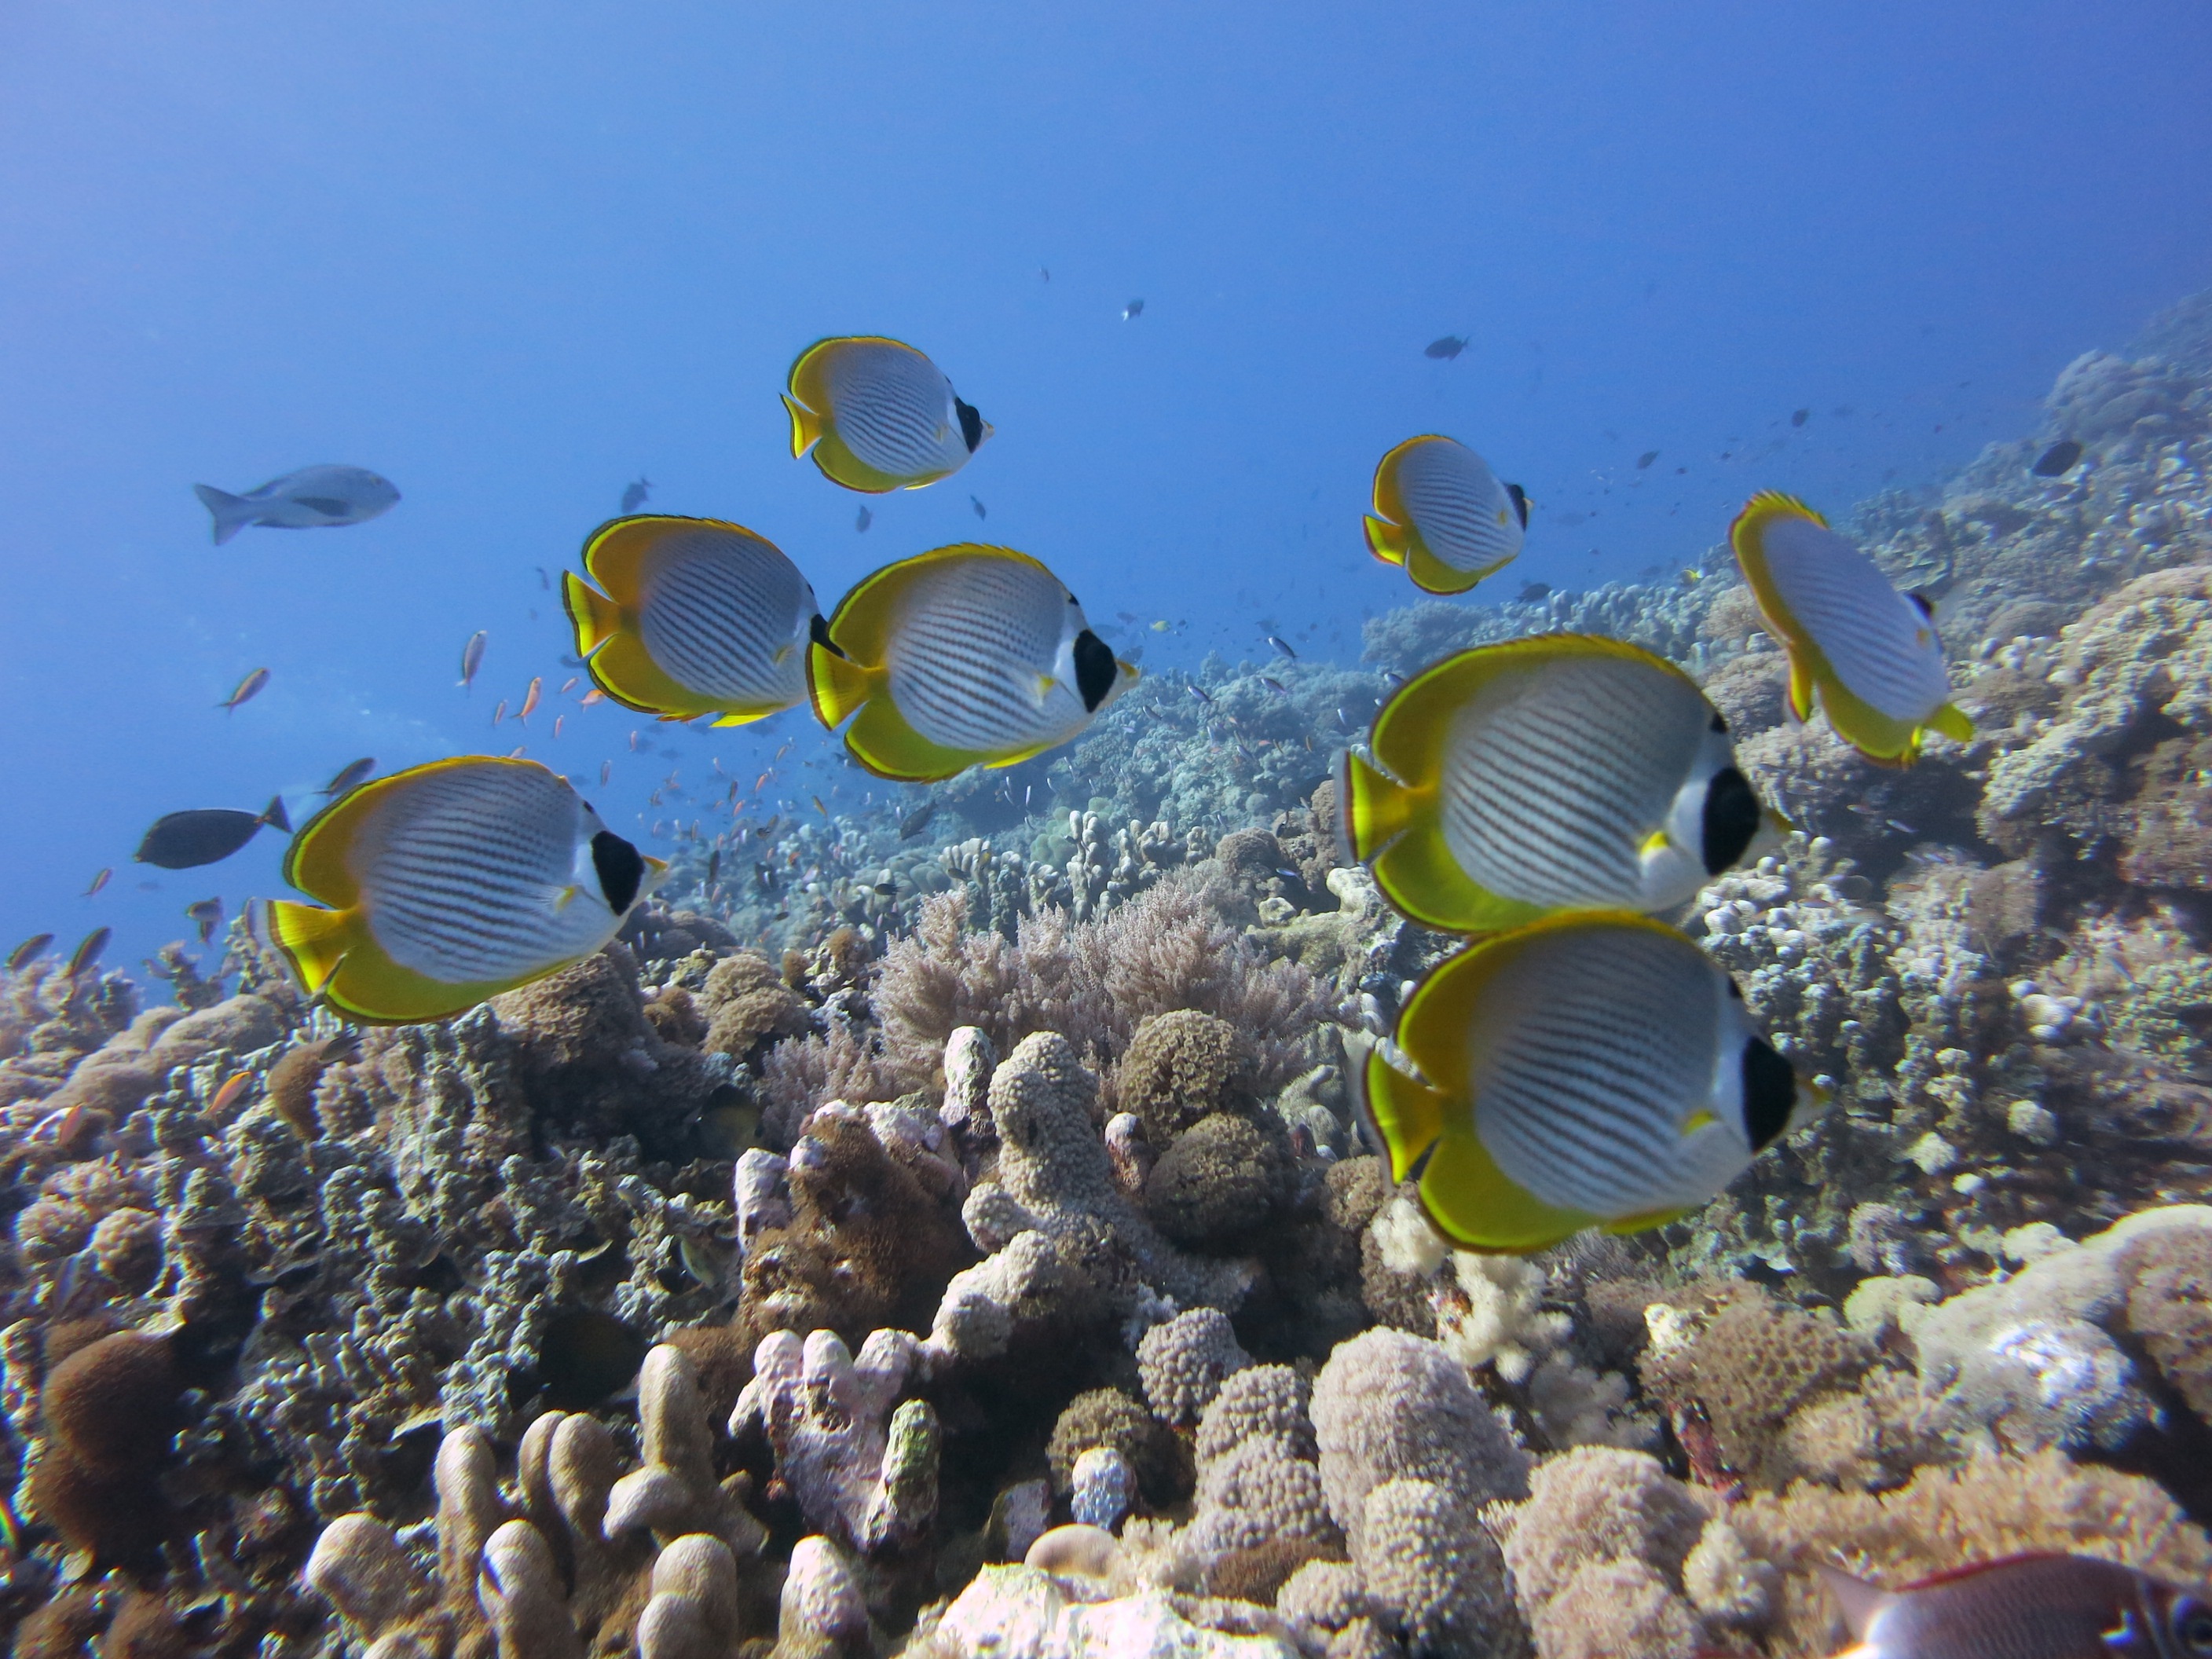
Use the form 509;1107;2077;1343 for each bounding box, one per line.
28;1329;182;1568
1046;1387;1184;1508
1115;1010;1259;1144
1143;1113;1288;1247
2122;1225;2212;1421
701;954;811;1057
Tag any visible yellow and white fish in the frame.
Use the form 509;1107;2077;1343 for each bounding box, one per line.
1364;434;1529;595
1339;635;1789;934
1356;911;1823;1254
784;336;992;493
562;516;822;726
265;756;666;1025
808;544;1138;782
1729;491;1973;764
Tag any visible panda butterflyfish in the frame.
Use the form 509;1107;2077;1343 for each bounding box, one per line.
264;756;666;1025
1364;434;1529;595
1355;911;1824;1254
562;516;822;726
783;336;992;493
807;544;1138;782
1338;635;1789;935
1729;491;1974;764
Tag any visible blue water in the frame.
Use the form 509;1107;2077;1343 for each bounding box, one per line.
3;2;2209;977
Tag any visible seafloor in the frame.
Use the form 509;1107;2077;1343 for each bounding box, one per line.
6;293;2212;1659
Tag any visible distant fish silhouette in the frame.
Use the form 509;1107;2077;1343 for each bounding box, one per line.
193;466;399;544
856;505;873;533
66;928;110;978
186;898;223;944
2033;439;2084;478
1637;451;1659;469
460;630;488;688
621;475;652;514
1791;408;1810;427
218;668;270;712
7;934;53;972
320;757;375;797
1424;335;1467;360
1122;298;1144;320
970;495;987;520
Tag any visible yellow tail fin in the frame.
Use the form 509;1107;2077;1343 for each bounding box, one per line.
562;572;621;656
266;901;353;998
1928;701;1975;743
1341;748;1415;862
1364;514;1408;567
1355;1046;1448;1185
783;394;821;458
807;640;881;729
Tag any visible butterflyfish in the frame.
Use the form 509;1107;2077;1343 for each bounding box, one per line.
783;336;991;493
264;756;667;1025
562;516;822;726
1816;1551;2212;1659
1355;911;1823;1254
1729;491;1973;764
1339;636;1788;934
1364;435;1529;595
807;544;1137;782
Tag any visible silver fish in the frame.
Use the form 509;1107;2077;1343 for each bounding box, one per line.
193;465;399;544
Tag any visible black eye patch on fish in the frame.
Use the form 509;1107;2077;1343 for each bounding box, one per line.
591;830;646;914
294;496;353;516
955;397;985;452
1506;483;1530;527
1073;629;1119;712
1741;1038;1798;1150
809;613;848;659
1700;766;1763;876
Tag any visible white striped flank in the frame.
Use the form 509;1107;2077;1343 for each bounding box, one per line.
1758;515;1950;720
1439;658;1708;910
825;343;967;481
636;528;811;705
885;557;1085;753
1469;926;1725;1218
353;765;617;984
1398;439;1521;574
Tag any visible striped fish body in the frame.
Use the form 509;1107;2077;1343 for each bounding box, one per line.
1364;435;1525;595
1356;912;1817;1253
1339;636;1785;933
564;517;819;724
266;757;666;1024
784;337;991;493
1730;492;1973;764
808;544;1137;782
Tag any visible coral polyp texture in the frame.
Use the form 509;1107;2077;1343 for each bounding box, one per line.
5;291;2212;1656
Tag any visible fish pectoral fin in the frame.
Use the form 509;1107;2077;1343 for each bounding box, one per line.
1363;514;1409;568
1638;828;1672;859
771;642;793;665
1812;1566;1888;1642
1033;673;1055;709
553;884;578;911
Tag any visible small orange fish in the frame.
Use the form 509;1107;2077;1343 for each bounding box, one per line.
218;667;270;712
509;745;526;759
1818;1551;2212;1659
581;689;606;707
755;771;771;792
82;868;112;898
209;1071;252;1114
519;677;543;723
775;742;793;761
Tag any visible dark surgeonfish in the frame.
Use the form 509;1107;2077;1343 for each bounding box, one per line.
266;756;667;1024
898;801;938;840
783;337;992;493
136;797;291;870
621;475;652;514
807;544;1139;782
1424;335;1467;359
1816;1551;2212;1659
2033;438;2085;478
193;466;400;544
